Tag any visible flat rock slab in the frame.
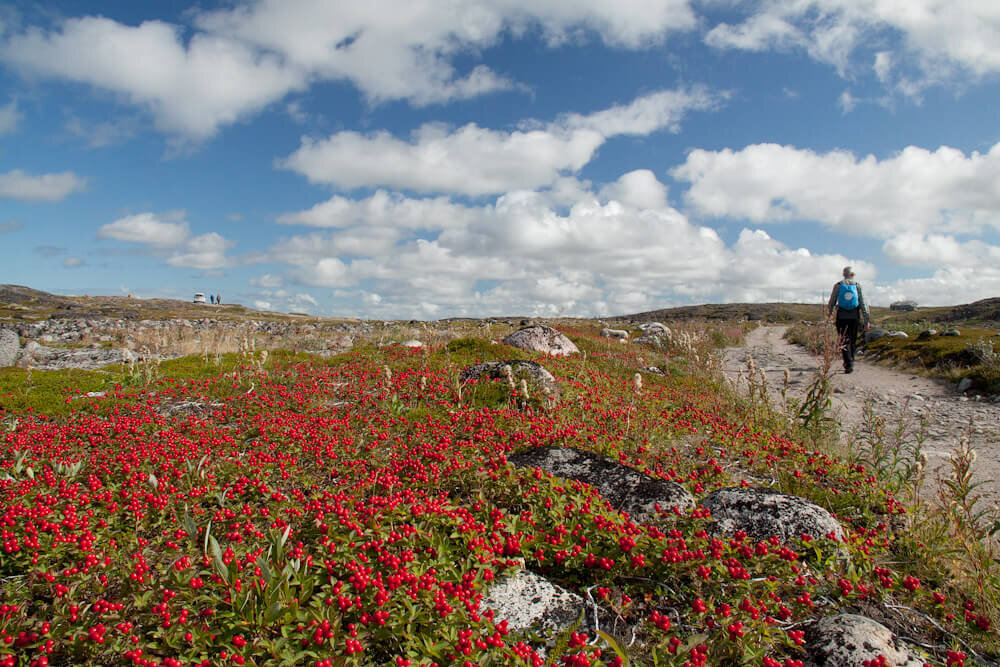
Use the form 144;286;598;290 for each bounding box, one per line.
480;569;587;636
508;446;694;521
701;487;845;542
807;614;925;666
503;326;579;357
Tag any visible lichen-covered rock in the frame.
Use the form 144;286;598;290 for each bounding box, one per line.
460;360;559;399
807;614;925;666
0;329;19;367
480;570;587;636
942;329;961;336
638;322;669;333
600;328;629;339
916;329;937;340
701;487;845;542
508;446;694;520
398;339;423;348
503;326;578;357
864;328;889;343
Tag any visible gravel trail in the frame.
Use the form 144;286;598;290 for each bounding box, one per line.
723;325;1000;505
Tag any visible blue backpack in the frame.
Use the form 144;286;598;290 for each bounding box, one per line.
837;282;859;310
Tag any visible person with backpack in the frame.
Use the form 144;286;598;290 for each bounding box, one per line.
827;266;870;374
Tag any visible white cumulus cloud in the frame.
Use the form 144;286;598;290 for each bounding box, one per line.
704;0;1000;91
166;232;237;270
672;141;1000;238
98;212;191;247
1;17;306;140
267;170;867;318
0;169;87;202
1;1;701;140
279;87;723;196
0;100;21;136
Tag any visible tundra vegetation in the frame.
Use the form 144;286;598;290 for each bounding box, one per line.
0;301;997;666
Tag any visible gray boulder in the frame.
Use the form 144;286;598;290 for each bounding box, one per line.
942;329;961;336
887;331;908;338
916;329;937;341
0;329;19;367
600;328;629;339
864;328;888;343
957;377;973;393
508;446;694;521
503;326;579;357
807;614;925;666
700;487;845;542
480;570;588;637
398;339;423;348
638;322;669;334
460;360;559;399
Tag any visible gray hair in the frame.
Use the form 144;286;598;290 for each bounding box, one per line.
843;266;854;278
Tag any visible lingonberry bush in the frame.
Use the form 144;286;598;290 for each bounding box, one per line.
0;324;996;666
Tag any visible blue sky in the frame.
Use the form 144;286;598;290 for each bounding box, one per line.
2;1;999;318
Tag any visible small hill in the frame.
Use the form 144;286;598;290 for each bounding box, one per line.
0;284;311;323
613;302;825;323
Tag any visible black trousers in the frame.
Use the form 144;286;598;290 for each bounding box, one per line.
835;318;859;370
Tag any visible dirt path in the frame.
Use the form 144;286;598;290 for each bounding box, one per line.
723;326;1000;505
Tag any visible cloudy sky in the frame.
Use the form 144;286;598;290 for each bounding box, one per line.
2;1;999;318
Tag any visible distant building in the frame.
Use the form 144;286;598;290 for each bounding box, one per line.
890;300;917;311
193;293;207;303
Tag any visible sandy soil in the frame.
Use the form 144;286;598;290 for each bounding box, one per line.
724;325;1000;506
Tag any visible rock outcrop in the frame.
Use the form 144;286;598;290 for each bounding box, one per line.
503;326;579;357
508;446;694;521
700;487;845;542
460;360;559;399
0;329;19;367
806;614;925;666
480;570;589;636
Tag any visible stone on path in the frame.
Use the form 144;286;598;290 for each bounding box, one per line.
508;446;694;521
0;329;19;367
700;487;845;542
503;326;579;357
806;614;925;666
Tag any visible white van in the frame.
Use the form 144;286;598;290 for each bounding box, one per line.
193;293;207;303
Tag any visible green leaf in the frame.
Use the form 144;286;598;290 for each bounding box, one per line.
264;600;284;625
258;556;273;587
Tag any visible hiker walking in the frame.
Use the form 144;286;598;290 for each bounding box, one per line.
827;266;870;374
